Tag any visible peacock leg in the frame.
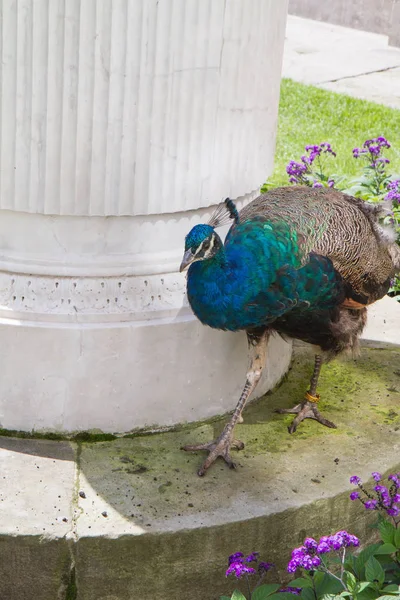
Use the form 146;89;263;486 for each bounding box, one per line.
182;329;269;476
276;354;337;433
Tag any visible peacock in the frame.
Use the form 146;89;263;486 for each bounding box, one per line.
179;186;400;476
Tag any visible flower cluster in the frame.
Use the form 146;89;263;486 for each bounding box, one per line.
286;143;337;187
286;160;308;184
349;472;400;519
287;531;359;573
279;587;302;595
385;180;400;204
225;551;274;579
352;136;391;166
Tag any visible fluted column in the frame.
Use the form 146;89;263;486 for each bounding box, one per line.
0;0;291;433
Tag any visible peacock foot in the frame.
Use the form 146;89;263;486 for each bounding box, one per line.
276;400;337;434
182;430;245;477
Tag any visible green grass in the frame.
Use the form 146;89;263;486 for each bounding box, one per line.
268;78;400;186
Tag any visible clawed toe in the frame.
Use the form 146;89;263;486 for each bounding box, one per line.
182;433;244;476
277;400;337;433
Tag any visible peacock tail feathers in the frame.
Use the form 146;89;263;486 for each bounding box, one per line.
239;187;398;304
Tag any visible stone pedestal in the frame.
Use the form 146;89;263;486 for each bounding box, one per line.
0;0;290;433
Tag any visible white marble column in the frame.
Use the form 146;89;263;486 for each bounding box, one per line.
0;0;291;433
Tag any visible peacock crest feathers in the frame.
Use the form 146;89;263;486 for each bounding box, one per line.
208;198;240;228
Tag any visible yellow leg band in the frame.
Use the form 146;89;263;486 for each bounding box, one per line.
305;391;320;403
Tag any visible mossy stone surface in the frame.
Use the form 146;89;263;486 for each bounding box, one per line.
1;347;399;599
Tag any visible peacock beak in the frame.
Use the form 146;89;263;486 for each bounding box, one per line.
179;249;195;272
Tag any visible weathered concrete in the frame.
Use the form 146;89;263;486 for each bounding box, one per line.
362;294;400;347
1;323;399;598
283;16;400;108
288;0;400;47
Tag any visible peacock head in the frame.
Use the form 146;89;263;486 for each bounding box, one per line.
180;224;223;272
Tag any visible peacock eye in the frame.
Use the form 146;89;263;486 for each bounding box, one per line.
203;239;211;251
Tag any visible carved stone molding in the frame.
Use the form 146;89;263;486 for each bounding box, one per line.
0;270;187;324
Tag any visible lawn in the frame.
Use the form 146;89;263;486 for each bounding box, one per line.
268;78;400;187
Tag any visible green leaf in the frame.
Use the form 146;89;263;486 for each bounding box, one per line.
382;584;400;593
355;544;382;577
252;584;281;600
220;597;232;600
375;544;397;555
287;578;312;589
319;595;338;600
357;588;382;600
300;587;316;600
344;571;357;592
231;591;247;600
365;557;385;586
378;521;396;545
356;582;373;594
375;596;400;600
345;553;357;572
313;571;326;587
315;572;344;596
394;528;400;549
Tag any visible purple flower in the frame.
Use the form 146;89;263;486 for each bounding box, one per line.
368;145;380;156
317;540;331;553
353;137;391;163
387;181;400;190
280;587;302;595
365;499;378;510
350;476;361;485
372;472;382;482
286;161;307;178
350;491;360;501
393;494;400;503
328;535;342;550
226;562;256;578
312;556;321;567
385;180;400;204
389;474;400;487
326;531;359;550
258;561;274;573
291;553;320;571
304;538;318;550
376;136;391;147
245;552;259;563
287;560;300;573
228;552;244;564
387;506;400;517
353;147;366;158
313;180;323;188
374;485;388;494
328;179;335;188
305;144;321;153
